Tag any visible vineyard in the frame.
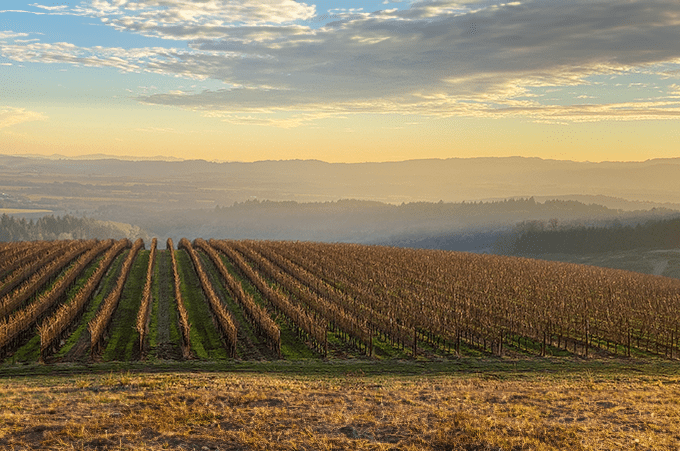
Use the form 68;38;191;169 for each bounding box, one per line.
1;238;680;364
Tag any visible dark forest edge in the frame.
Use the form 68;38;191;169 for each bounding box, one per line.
410;216;680;256
495;217;680;255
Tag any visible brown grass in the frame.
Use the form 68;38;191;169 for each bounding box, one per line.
1;370;679;450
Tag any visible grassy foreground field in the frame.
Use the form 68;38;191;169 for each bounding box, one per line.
1;358;679;450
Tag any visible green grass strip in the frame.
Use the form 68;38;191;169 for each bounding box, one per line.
148;250;181;360
102;251;149;361
175;250;228;360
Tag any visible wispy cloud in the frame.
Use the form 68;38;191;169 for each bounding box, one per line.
203;110;340;128
0;10;48;15
29;3;70;11
0;41;193;73
0;107;47;129
659;69;680;79
669;84;680;99
59;0;317;40
134;126;180;133
0;31;29;39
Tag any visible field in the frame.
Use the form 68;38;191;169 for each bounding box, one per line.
2;238;680;449
2;238;680;364
1;359;680;450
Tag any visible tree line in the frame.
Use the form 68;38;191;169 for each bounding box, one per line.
502;217;680;254
0;214;131;241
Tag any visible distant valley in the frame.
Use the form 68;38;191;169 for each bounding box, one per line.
2;154;679;278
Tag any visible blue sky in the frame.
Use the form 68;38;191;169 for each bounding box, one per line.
1;0;680;162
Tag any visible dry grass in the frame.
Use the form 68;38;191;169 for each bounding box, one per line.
1;369;679;450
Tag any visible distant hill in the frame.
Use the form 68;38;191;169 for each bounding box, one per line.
16;153;184;162
2;154;680;246
2;155;680;205
518;195;680;212
151;197;677;244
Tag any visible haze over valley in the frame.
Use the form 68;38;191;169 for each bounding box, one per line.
2;154;679;280
1;154;679;239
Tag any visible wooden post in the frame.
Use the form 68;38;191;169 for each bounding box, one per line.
413;326;417;358
541;331;546;357
671;330;674;360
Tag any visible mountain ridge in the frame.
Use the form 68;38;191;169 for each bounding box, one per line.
5;153;680;165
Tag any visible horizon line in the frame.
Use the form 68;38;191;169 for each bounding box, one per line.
2;153;679;165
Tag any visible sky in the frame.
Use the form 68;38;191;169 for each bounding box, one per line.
1;0;680;163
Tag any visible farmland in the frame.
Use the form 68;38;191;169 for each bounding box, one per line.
3;238;680;450
2;238;680;364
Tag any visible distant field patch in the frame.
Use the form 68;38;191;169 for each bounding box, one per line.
25;194;147;203
0;208;53;215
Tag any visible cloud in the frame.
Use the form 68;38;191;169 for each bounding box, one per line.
0;31;30;39
5;0;680;125
203;111;340;128
0;107;47;129
669;84;680;98
0;10;48;15
118;23;312;42
480;100;680;122
660;69;680;79
29;3;69;11
132;0;680;118
64;0;316;40
134;126;179;133
0;41;190;73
